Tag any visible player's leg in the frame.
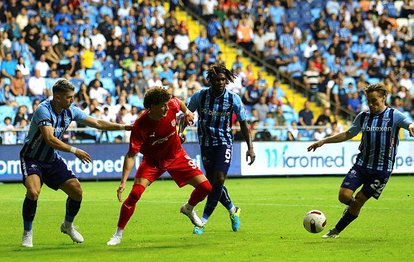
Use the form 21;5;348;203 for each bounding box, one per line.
107;178;150;246
180;174;212;227
108;158;159;246
22;174;42;247
219;185;241;232
60;178;85;243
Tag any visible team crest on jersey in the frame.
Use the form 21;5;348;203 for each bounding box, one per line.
171;119;176;127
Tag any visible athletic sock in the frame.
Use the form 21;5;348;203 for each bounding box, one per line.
188;180;212;206
22;196;37;231
65;197;82;225
115;227;124;237
202;183;223;221
335;210;358;233
219;186;235;213
117;184;145;229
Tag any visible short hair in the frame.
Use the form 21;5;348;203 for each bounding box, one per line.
206;64;235;84
52;79;75;95
365;83;388;97
143;87;171;109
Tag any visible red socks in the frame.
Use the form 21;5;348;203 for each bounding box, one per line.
117;184;145;229
188;180;212;206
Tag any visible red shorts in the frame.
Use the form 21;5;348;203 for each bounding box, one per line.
135;150;203;187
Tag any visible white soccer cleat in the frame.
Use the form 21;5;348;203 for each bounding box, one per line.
60;223;84;243
180;204;204;227
322;228;340;239
21;230;33;248
107;235;122;246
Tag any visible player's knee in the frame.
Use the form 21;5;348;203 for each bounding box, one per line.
26;188;40;200
128;184;146;204
338;193;352;204
71;187;83;201
199;180;212;194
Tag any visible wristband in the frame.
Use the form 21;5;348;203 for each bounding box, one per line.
120;124;125;130
70;146;77;154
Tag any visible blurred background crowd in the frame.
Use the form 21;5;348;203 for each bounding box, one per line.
0;0;413;145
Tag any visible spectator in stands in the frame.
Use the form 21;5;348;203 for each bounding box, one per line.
34;54;50;78
254;96;270;122
13;105;28;126
15;56;30;79
89;79;109;105
2;116;15;144
286;55;303;82
242;80;263;111
75;82;90;106
298;101;314;127
16;118;29;144
315;107;333;126
207;15;223;40
347;92;362;113
1;52;17;79
332;77;348;116
287;120;300;141
28;69;48;101
303;62;321;95
10;69;27;97
313;121;327;141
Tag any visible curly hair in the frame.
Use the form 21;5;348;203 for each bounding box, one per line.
52;79;75;95
143;87;171;109
365;82;388;97
206;63;235;84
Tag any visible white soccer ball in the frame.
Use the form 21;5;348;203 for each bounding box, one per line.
303;210;327;233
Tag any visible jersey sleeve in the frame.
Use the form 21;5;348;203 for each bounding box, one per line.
169;97;181;114
187;90;201;112
128;124;144;154
32;106;52;127
70;105;88;122
348;111;364;136
393;109;412;130
232;93;248;121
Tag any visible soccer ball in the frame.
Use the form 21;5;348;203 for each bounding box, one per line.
303;210;327;233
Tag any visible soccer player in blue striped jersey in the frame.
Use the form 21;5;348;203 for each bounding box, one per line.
185;64;256;234
20;79;132;247
308;83;414;238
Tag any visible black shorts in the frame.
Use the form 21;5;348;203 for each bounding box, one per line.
20;157;76;190
341;164;391;200
201;145;232;175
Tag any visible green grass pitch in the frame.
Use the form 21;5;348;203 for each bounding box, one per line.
0;176;413;262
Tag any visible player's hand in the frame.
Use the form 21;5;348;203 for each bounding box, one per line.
408;123;414;137
74;148;92;164
246;149;256;165
307;141;324;152
184;111;194;126
117;182;126;202
124;124;133;131
179;133;186;143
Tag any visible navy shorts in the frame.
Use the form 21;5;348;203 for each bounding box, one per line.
201;145;232;175
20;157;76;190
341;165;391;200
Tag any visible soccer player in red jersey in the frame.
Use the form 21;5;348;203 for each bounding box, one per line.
107;87;212;245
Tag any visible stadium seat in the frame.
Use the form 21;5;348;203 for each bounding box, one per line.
101;77;116;96
70;79;83;94
15;96;32;109
310;8;321;21
85;69;98;79
343;77;356;88
128;95;144;109
114;68;123;78
367;77;380;84
0;106;16;124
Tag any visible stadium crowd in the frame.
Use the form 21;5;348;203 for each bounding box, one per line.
0;0;413;145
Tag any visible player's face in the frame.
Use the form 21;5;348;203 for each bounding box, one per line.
58;91;75;109
210;73;227;93
150;101;169;120
366;91;386;114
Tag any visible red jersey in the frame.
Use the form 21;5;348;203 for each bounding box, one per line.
129;98;183;167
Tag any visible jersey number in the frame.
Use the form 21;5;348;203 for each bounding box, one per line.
224;148;232;164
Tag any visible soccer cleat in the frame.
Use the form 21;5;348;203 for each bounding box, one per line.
21;230;33;248
107;235;122;246
322;228;340;239
180;204;204;227
230;207;241;232
60;223;84;243
193;226;205;235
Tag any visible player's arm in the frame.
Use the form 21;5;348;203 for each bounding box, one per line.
81;116;133;131
240;120;256;165
39;125;92;163
117;150;136;202
178;99;194;126
307;129;355;152
408;123;414;137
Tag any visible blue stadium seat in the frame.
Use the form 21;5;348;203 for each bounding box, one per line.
128;95;144;109
15;96;32;109
343;77;356;88
310;8;321;21
85;69;98;79
101;77;116;96
114;68;123;78
70;79;83;94
367;77;380;84
0;105;16;124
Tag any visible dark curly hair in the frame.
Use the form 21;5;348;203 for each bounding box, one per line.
143;87;171;109
206;64;235;84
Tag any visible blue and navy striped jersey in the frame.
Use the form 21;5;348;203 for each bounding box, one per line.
187;88;248;147
20;99;88;163
349;108;412;172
